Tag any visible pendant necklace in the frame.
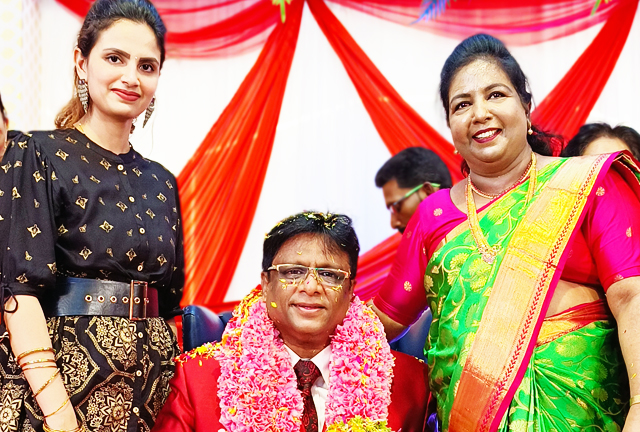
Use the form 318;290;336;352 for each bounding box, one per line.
466;153;537;264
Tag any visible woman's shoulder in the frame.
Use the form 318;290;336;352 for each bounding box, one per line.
3;130;48;164
405;188;461;239
416;188;458;219
8;129;77;157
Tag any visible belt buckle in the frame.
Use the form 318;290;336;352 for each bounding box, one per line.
129;280;148;321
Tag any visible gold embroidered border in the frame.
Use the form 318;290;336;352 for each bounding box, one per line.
448;154;609;432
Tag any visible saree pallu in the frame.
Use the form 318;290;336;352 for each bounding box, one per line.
425;154;639;432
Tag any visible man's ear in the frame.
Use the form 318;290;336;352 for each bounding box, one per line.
260;271;270;297
420;183;437;198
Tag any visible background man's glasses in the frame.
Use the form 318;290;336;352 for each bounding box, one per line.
268;264;350;287
387;182;440;215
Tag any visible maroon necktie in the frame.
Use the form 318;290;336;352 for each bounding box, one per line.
294;360;322;432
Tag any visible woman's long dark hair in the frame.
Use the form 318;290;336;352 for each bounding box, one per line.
439;34;556;161
55;0;166;129
0;93;7;123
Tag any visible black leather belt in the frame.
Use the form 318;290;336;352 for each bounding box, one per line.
43;277;159;320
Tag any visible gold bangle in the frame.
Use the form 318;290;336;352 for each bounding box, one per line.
631;394;640;406
42;419;85;432
16;347;55;363
20;358;56;367
33;369;60;398
21;364;58;372
44;397;70;418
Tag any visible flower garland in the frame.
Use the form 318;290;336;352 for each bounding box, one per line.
210;286;395;431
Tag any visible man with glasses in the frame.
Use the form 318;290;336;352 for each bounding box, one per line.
376;147;452;233
155;212;430;432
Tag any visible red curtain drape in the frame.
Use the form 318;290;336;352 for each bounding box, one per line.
307;0;464;184
177;0;304;308
353;233;401;300
327;0;620;45
531;0;639;142
55;0;282;58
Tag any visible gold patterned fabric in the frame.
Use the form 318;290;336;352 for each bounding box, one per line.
0;317;178;432
0;129;184;431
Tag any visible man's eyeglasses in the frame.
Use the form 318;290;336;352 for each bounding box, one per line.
267;264;350;287
387;182;439;215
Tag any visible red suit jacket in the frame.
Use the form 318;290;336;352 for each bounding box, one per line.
154;349;429;432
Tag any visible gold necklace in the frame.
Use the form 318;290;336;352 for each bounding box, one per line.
73;122;85;134
466;153;537;264
469;153;535;200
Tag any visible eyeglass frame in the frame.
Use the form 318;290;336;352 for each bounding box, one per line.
266;264;351;287
387;182;440;215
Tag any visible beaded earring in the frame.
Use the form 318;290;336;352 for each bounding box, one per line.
143;97;155;128
77;79;89;113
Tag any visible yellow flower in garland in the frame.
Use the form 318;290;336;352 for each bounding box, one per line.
326;416;393;432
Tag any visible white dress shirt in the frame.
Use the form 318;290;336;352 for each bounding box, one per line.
285;345;332;430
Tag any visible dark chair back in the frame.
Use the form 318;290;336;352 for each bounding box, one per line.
389;308;432;361
219;310;234;326
182;305;226;352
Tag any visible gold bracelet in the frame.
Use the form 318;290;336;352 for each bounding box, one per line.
21;364;58;372
44;397;70;418
20;358;56;367
631;394;640;406
16;347;55;363
42;419;85;432
33;369;60;398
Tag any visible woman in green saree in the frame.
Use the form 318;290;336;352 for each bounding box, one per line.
372;34;640;432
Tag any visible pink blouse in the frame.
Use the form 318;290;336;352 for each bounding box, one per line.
374;168;640;327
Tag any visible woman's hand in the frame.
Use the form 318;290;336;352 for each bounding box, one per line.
42;399;79;430
4;295;79;430
623;404;640;432
606;276;640;430
166;317;178;339
369;302;409;342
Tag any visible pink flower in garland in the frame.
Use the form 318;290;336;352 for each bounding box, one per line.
212;287;395;432
326;300;394;424
215;292;303;431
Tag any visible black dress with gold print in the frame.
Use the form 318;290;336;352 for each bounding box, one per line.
0;129;183;432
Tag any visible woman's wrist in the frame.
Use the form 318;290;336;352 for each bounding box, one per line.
43;415;84;432
43;403;79;431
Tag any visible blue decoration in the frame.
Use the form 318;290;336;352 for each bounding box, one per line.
418;0;451;22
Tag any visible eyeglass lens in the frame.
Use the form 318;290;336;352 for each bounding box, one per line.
276;264;346;287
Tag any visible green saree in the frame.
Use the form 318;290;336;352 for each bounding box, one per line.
425;154;635;432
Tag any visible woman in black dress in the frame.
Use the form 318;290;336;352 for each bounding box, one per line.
0;1;183;431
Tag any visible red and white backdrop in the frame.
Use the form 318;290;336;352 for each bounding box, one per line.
2;0;639;310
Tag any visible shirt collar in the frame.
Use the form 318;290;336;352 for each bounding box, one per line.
284;344;332;387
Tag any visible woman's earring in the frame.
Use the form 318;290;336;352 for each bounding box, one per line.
77;79;89;113
527;119;533;135
143;97;155;128
130;118;137;134
454;148;459;155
